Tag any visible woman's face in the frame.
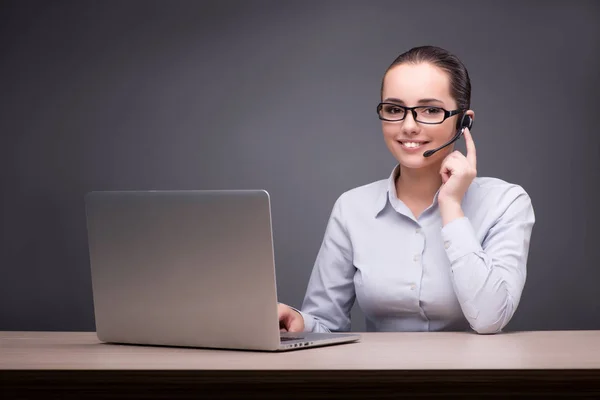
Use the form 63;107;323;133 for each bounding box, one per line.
381;62;467;169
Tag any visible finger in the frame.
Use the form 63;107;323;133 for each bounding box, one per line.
463;127;477;168
442;153;469;178
441;169;450;184
450;150;464;159
440;158;456;183
441;152;460;170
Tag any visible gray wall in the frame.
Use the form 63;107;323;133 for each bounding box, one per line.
1;0;599;332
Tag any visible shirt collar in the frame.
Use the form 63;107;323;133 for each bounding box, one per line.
374;164;443;219
374;164;401;217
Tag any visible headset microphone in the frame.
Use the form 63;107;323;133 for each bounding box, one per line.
423;114;473;158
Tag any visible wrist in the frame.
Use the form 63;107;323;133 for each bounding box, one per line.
294;309;306;331
439;200;464;226
438;198;461;210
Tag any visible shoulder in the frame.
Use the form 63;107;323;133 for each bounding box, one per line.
470;176;531;200
335;178;388;210
468;177;534;219
323;178;388;222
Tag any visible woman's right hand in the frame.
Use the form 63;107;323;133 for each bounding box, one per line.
278;303;305;332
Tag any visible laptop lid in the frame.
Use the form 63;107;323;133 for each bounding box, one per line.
85;190;283;351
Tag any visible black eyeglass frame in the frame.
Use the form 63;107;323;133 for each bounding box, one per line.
376;102;463;124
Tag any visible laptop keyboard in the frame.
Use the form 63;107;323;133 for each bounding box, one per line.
280;336;305;341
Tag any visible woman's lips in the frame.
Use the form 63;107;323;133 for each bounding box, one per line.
397;141;430;152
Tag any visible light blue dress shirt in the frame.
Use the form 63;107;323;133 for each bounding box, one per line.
297;164;535;334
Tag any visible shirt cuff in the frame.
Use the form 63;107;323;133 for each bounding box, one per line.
289;306;316;332
441;216;483;263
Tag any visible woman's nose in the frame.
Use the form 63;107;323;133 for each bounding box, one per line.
401;111;419;134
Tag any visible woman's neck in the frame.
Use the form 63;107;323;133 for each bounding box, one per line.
395;162;443;204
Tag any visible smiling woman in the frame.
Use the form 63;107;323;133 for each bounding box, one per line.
277;45;536;334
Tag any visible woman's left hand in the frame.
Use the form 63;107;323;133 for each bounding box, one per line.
437;127;477;206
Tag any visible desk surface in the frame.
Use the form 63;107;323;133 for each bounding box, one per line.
2;330;600;370
3;331;600;398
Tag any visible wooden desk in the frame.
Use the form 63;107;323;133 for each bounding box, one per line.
2;331;600;398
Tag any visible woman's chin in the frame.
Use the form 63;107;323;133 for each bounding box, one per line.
400;161;428;169
395;153;431;168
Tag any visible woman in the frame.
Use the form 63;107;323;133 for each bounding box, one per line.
278;45;535;334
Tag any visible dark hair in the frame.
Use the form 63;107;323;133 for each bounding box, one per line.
381;46;471;113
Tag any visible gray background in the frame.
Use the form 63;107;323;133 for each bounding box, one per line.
1;0;599;332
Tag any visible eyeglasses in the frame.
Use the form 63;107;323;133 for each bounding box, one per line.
376;102;462;124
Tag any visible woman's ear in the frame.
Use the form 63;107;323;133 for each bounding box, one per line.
466;109;475;122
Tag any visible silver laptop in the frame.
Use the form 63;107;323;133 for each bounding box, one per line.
85;190;360;351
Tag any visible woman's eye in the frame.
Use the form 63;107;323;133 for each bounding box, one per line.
425;107;442;114
386;106;403;114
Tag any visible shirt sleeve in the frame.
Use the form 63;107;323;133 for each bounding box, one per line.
441;187;535;334
297;194;356;333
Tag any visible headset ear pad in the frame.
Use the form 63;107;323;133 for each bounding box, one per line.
459;114;473;130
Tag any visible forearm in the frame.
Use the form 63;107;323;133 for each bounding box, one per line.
439;201;524;334
448;250;516;334
439;200;464;226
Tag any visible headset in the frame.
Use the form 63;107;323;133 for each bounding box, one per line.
422;113;473;158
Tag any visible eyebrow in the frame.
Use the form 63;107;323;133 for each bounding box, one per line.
383;97;445;105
